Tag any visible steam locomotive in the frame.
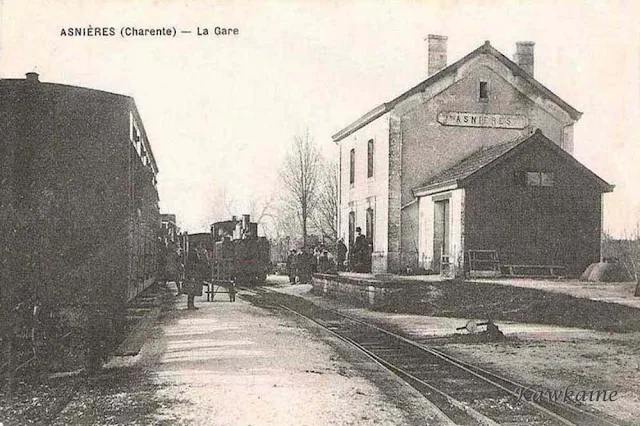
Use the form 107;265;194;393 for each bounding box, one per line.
211;215;270;285
184;215;270;286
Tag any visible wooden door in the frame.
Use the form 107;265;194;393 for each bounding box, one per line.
433;199;450;273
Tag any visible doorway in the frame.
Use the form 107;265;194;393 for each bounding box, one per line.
433;199;450;273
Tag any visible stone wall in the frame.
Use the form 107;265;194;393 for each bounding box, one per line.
312;273;408;309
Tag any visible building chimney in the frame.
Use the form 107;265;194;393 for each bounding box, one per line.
513;41;535;77
427;34;447;77
25;72;39;83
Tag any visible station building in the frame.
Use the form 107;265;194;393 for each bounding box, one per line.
333;37;613;276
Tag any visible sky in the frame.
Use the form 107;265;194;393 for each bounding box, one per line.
1;0;639;236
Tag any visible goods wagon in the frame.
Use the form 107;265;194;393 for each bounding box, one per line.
0;74;160;374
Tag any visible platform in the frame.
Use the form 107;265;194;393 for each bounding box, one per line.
312;273;640;332
102;281;449;425
313;272;640;309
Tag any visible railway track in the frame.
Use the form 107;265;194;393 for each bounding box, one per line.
241;286;625;426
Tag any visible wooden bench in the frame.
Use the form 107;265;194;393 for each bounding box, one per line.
468;250;500;278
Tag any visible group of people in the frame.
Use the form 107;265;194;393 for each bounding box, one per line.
349;227;372;273
285;246;332;284
160;242;213;310
285;227;373;283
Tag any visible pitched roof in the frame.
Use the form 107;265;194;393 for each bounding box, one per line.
413;130;614;195
418;138;525;189
332;41;582;143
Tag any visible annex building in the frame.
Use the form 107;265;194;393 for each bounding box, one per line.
333;36;613;276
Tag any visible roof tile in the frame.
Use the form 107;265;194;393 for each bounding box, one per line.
417;135;528;189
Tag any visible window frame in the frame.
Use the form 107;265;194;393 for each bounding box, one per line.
348;211;356;249
367;139;374;179
516;171;555;188
349;148;355;186
479;80;489;102
365;207;374;249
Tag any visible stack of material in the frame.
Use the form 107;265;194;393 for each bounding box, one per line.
580;262;632;282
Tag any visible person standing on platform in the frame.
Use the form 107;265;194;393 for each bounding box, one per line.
297;247;312;284
335;238;347;272
353;227;369;273
185;245;207;310
295;248;303;282
286;249;297;284
311;246;320;274
164;242;180;290
318;250;331;273
176;260;185;296
228;282;237;302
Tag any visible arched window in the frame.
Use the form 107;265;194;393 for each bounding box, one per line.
349;148;355;185
366;207;374;248
348;211;356;248
367;139;374;178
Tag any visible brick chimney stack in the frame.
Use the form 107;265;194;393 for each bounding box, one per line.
513;41;535;77
427;34;447;77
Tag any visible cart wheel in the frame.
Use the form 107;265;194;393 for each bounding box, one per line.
464;320;479;333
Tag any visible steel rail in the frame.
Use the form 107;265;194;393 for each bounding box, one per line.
326;307;622;426
277;303;494;426
336;309;616;426
426;346;621;426
246;286;623;426
243;287;546;424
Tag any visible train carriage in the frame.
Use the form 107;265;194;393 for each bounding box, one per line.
0;74;161;374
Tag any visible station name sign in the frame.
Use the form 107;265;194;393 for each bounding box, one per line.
437;111;529;129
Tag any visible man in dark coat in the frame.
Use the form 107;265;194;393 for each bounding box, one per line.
164;242;180;285
185;245;208;310
353;227;369;273
297;248;313;284
335;238;347;272
317;250;332;273
286;249;297;284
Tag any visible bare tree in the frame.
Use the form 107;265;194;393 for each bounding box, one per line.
629;241;640;297
248;190;277;237
621;227;640;297
210;184;277;237
606;225;640;297
247;190;276;224
312;158;339;244
279;131;322;248
618;238;640;296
